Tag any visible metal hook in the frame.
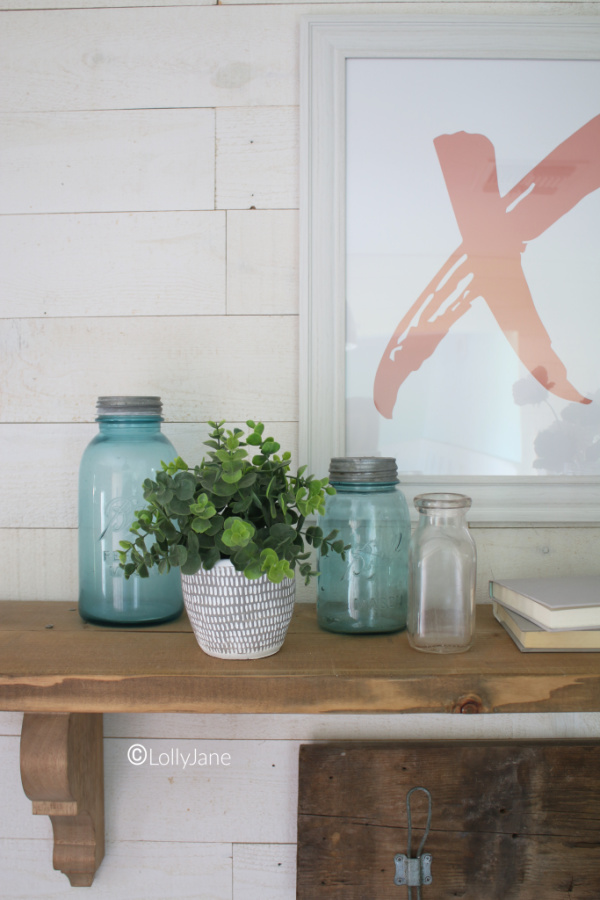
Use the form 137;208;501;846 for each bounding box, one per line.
394;787;433;898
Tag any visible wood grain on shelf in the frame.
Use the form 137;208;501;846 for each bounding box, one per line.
1;603;599;715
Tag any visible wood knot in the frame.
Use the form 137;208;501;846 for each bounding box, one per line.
454;695;484;714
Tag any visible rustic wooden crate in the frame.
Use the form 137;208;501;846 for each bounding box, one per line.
297;741;600;899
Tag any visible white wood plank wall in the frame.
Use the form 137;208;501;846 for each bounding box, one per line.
1;0;599;896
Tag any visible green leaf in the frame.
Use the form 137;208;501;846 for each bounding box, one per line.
169;544;187;567
192;517;213;534
237;471;257;489
230;495;253;515
261;440;280;456
230;542;259;571
211;479;239;498
205;514;224;532
186;531;199;557
202;547;221;570
222;517;255;548
221;468;243;484
189;494;216;518
180;552;202;575
174;473;196;501
268;522;296;545
260;548;278;569
243;561;263;580
262;555;293;583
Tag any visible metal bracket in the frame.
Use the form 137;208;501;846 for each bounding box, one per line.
394;853;433;887
394;786;433;896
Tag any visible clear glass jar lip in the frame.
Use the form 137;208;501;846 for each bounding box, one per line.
414;492;472;510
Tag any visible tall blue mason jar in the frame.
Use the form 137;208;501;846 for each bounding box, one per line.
316;457;410;634
78;396;183;625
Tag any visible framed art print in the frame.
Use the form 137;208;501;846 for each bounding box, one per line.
300;16;600;522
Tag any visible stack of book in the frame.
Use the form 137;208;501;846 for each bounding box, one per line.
489;575;600;652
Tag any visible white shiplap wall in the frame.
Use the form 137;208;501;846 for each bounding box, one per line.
1;1;600;897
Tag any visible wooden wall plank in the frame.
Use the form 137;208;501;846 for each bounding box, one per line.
0;529;78;599
1;710;599;742
0;713;23;736
0;838;233;899
475;525;600;597
0;110;215;214
101;710;600;741
0;6;299;111
233;843;296;900
0;734;299;843
1;0;216;7
217;108;298;210
227;210;298;315
106;738;299;843
0;422;298;529
0;0;588;8
0;213;226;319
0;316;297;423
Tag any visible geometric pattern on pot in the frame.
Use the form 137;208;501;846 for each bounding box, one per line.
181;560;296;659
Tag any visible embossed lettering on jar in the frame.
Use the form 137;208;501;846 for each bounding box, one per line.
317;457;410;634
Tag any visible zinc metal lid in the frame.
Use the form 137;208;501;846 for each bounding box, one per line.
329;456;398;483
96;396;163;417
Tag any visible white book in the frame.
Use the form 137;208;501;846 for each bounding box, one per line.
493;603;600;652
489;575;600;631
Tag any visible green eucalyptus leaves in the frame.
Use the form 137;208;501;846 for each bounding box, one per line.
118;420;348;585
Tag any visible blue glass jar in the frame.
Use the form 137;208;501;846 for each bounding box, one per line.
78;396;183;626
316;457;410;634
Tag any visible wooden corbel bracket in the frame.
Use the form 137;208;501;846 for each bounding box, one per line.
20;712;104;887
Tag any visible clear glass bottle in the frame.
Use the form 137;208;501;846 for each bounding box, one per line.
317;457;410;634
408;493;476;653
78;396;183;626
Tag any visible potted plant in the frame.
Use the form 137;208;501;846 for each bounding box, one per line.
119;420;347;658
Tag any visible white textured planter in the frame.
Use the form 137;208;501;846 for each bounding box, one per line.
181;559;296;659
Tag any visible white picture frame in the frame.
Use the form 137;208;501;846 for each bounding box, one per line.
299;15;600;523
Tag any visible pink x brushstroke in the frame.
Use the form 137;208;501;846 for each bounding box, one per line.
374;115;600;419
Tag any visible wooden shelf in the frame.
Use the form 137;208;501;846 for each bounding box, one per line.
2;600;599;886
1;601;599;716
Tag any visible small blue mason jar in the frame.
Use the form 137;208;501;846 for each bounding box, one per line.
316;457;410;634
78;396;183;626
